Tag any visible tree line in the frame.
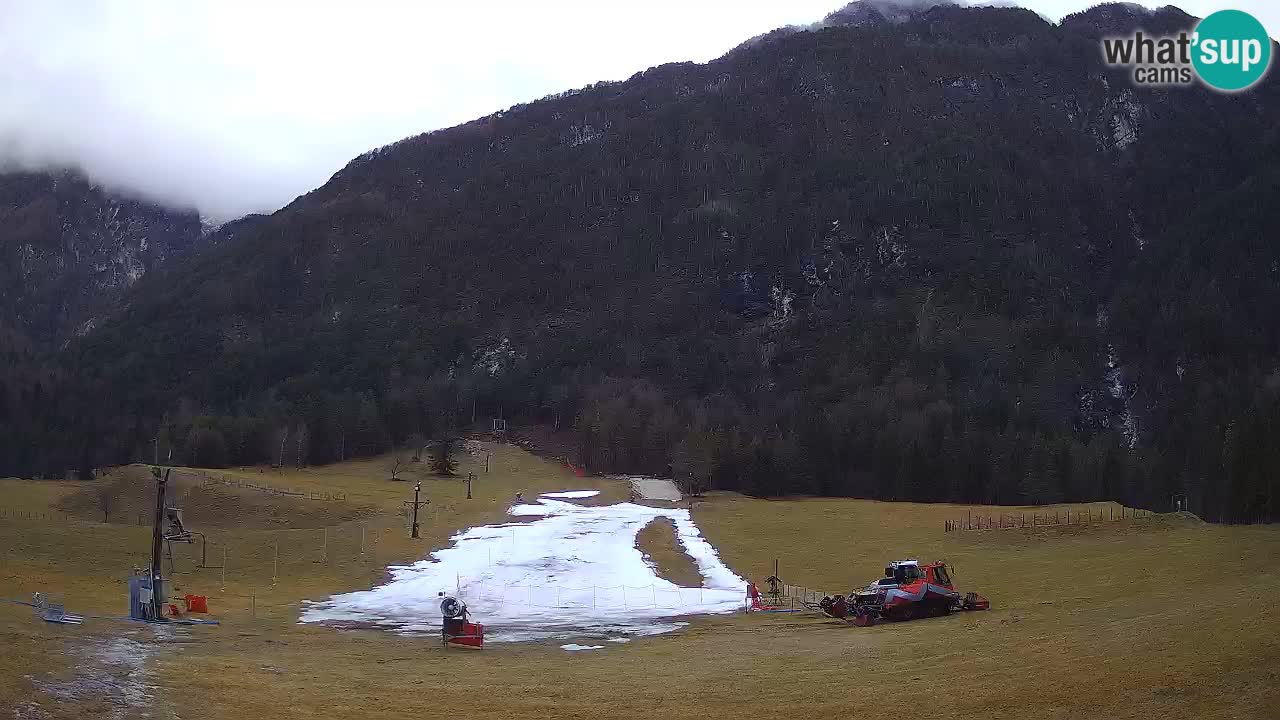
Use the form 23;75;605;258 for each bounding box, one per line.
1;5;1277;523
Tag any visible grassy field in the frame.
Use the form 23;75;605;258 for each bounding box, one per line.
2;443;1278;719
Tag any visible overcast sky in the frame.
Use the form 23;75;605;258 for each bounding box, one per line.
1;0;1275;221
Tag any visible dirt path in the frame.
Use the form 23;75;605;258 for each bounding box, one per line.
629;478;681;502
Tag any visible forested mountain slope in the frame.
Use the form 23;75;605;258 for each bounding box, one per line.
5;2;1278;521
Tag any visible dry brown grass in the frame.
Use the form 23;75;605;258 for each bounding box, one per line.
53;465;375;529
2;447;1279;719
636;517;703;587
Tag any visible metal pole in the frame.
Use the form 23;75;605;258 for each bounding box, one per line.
412;482;421;539
273;541;278;585
467;473;473;500
149;468;170;620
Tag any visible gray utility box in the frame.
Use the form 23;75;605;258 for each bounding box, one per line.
128;571;162;621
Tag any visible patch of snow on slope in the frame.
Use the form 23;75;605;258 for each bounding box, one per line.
300;498;746;642
540;490;600;499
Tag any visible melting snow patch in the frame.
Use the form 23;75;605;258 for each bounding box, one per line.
509;503;554;516
540;490;600;499
606;637;631;643
27;630;181;718
560;643;605;651
301;497;746;642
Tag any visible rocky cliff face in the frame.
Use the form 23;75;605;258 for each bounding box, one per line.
0;169;204;350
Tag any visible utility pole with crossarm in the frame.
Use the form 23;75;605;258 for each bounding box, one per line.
406;482;429;539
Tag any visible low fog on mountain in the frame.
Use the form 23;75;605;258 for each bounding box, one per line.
2;2;1279;716
4;0;1269;220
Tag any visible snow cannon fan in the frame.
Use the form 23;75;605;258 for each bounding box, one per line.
440;595;467;620
439;592;484;650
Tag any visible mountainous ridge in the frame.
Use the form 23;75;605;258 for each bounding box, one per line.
3;2;1278;521
0;167;205;351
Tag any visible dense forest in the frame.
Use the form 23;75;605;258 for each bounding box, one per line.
2;2;1277;522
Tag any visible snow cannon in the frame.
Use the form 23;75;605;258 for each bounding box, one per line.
440;593;484;649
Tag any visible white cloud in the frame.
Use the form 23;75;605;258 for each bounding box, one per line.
1;1;1274;221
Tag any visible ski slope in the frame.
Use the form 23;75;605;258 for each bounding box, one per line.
300;495;746;642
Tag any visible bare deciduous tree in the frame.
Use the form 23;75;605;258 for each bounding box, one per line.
95;485;114;522
389;454;407;481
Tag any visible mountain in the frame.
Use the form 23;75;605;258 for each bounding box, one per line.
5;2;1278;521
0;168;204;351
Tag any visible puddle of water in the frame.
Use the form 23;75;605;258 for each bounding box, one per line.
25;626;188;720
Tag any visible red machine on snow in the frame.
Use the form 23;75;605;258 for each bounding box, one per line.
819;560;989;626
440;593;484;649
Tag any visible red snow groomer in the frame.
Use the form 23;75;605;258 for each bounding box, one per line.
819;560;988;626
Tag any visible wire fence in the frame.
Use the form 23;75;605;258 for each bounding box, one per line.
0;508;74;522
743;582;834;611
0;508;843;623
449;577;746;611
0;506;212;526
186;470;347;501
945;506;1155;532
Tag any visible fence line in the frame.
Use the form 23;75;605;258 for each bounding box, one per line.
189;470;347;501
945;506;1155;532
451;577;745;611
776;583;832;605
0;508;72;522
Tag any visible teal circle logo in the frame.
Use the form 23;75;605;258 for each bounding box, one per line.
1192;10;1272;92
